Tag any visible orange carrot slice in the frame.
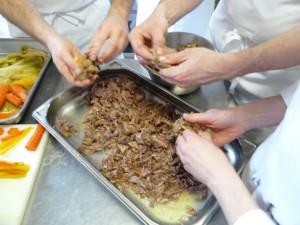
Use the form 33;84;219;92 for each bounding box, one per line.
7;128;21;136
0;85;10;109
0;128;4;136
10;84;28;102
0;111;17;119
6;93;23;107
1;128;22;142
26;124;45;151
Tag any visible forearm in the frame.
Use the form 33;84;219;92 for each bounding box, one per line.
150;0;203;27
0;0;58;46
208;163;258;225
235;96;286;131
228;26;300;77
109;0;132;20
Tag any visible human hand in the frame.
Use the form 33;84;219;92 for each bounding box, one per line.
129;14;169;61
176;130;231;186
87;14;129;63
183;108;248;147
46;34;94;86
158;48;236;87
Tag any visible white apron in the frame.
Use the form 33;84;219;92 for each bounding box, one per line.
7;0;110;50
242;81;300;225
209;0;300;98
136;0;214;37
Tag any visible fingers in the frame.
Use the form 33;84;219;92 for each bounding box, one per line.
212;130;237;147
63;50;81;76
99;30;128;62
183;113;213;125
159;51;186;66
87;28;109;62
129;30;153;60
152;31;166;55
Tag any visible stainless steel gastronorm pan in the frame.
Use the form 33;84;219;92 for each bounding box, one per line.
0;38;51;124
33;62;244;225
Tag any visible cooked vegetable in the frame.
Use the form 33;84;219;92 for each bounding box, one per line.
0;111;17;119
0;161;30;178
0;127;32;154
26;124;45;151
11;84;27;102
11;75;36;90
0;46;47;119
0;45;47;83
0;128;4;135
0;84;10;109
6;93;23;107
7;127;21;135
1;128;22;142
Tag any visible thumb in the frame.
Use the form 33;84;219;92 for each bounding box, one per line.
159;51;186;65
212;131;234;147
183;113;214;126
197;130;213;142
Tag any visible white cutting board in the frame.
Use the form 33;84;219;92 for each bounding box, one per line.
0;124;48;225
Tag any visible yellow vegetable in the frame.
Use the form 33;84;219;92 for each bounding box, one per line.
0;127;32;154
0;161;30;178
12;75;37;90
0;45;46;85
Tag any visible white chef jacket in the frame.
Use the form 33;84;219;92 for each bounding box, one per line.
7;0;110;50
136;0;214;37
209;0;300;98
238;81;300;225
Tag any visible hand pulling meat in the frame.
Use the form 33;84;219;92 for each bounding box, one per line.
74;54;99;81
80;77;207;206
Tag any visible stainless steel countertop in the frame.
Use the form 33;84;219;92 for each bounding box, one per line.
21;59;230;225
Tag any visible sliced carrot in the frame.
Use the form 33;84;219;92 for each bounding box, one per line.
0;111;17;119
0;84;10;109
6;93;23;107
10;84;27;102
0;128;4;135
26;124;45;151
7;128;21;136
1;129;22;142
0;127;32;154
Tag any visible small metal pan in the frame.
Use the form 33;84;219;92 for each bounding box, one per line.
0;38;51;124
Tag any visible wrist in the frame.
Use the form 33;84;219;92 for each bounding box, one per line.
150;5;171;30
41;30;61;50
224;49;259;79
206;160;237;193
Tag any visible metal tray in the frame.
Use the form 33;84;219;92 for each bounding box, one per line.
0;38;51;124
33;64;244;225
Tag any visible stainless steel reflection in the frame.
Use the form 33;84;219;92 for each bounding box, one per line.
33;65;243;225
0;38;51;124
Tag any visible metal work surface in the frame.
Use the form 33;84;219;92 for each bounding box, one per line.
21;59;233;225
0;38;51;124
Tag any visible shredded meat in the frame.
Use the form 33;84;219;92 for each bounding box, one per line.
80;77;207;206
55;118;77;137
74;54;99;81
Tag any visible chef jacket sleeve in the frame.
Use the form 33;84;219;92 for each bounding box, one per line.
233;209;276;225
280;81;300;106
